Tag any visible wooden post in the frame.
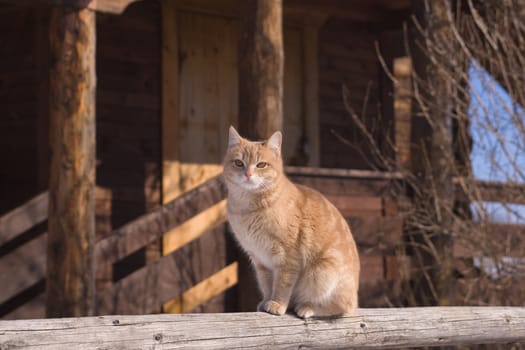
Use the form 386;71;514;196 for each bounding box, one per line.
239;0;284;139
47;3;96;317
237;0;284;311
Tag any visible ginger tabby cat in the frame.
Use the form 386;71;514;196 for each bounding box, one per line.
223;126;360;318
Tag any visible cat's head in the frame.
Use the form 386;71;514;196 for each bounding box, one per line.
223;126;283;193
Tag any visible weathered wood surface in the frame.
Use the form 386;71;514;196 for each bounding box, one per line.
0;192;48;244
1;307;524;349
94;175;226;267
47;5;96;317
0;234;46;306
96;226;229;315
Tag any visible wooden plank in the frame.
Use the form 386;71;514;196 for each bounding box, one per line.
0;234;46;305
163;262;238;313
239;0;283;139
177;12;238;166
290;176;391;196
0;192;48;244
47;5;96;317
97;226;227;315
94;175;226;270
0;0;140;13
1;307;525;349
326;195;383;217
163;200;227;255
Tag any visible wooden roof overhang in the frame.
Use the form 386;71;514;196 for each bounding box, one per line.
0;0;412;19
0;0;141;14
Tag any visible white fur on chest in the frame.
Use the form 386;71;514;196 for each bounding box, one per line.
228;210;275;270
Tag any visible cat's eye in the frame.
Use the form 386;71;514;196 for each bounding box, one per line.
234;159;244;168
256;162;268;169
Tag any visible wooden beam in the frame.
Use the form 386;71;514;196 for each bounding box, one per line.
96;226;227;315
163;262;238;313
94;175;226;268
239;0;284;139
0;0;143;14
0;234;47;306
0;192;48;245
162;200;227;255
1;307;525;349
47;4;96;317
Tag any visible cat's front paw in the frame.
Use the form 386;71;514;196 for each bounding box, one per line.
259;300;287;316
295;304;315;319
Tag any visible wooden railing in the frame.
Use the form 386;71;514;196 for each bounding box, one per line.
1;169;524;318
1;307;524;349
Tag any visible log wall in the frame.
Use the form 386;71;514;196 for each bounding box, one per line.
319;19;383;170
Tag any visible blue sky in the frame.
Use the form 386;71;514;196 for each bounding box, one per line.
468;61;525;224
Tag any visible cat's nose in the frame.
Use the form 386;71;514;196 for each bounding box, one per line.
245;172;252;180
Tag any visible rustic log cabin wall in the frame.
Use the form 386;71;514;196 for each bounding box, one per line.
319;19;382;169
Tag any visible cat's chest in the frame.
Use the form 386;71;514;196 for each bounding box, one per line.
227;208;280;269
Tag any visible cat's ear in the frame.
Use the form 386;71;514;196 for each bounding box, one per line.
267;131;282;156
228;126;242;147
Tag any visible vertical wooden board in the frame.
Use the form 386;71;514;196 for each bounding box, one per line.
178;11;238;166
302;24;321;167
282;27;304;164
